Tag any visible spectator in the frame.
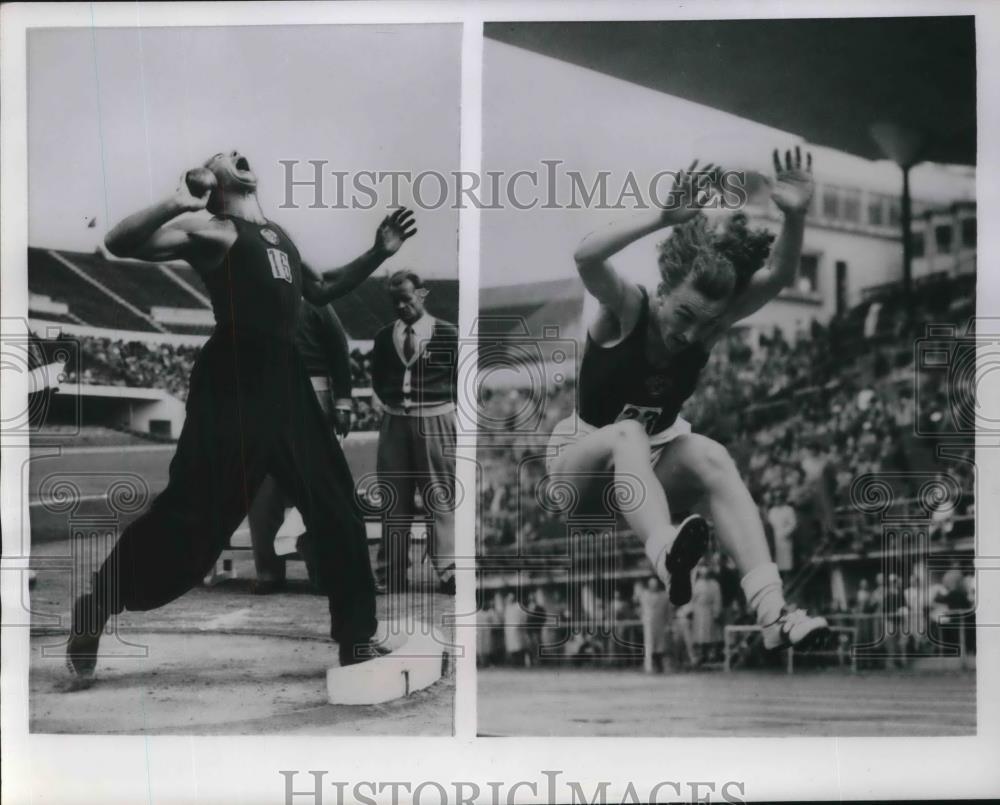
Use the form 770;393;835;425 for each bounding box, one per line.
489;592;507;666
503;592;529;667
690;565;724;665
903;567;929;653
638;578;670;673
478;599;500;667
766;491;797;575
853;579;871;613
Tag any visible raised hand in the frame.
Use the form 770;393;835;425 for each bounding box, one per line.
661;160;723;226
374;207;417;256
770;146;814;216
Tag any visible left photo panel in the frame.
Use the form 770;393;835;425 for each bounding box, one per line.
25;23;461;735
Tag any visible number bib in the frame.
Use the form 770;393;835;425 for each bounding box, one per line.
614;403;663;436
266;248;292;283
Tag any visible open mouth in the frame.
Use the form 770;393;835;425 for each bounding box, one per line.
235;156;250;172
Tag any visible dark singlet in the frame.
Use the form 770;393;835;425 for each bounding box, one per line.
577;286;710;436
202;215;304;344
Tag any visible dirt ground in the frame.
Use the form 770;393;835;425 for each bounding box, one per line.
477;666;975;737
29;542;455;735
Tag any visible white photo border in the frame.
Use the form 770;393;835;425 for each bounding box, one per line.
2;1;998;803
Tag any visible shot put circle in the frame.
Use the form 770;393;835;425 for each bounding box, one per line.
30;628;439;734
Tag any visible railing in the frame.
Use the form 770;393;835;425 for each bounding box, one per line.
480;609;975;673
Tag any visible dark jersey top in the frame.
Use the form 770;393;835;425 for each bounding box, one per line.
202;215;304;344
577;286;709;436
296;302;352;397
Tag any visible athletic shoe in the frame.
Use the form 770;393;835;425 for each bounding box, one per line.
338;637;393;667
663;514;710;607
65;593;103;678
251;576;286;595
762;606;830;651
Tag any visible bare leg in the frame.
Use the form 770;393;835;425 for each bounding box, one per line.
547;420;707;599
548;420;676;564
653;434;770;575
654;434;784;625
653;434;829;647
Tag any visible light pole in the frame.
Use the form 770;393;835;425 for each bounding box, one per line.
870;123;926;301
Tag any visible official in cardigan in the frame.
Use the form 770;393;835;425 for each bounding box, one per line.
372;269;458;595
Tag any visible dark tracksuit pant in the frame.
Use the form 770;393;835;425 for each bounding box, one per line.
89;333;376;645
248;378;336;586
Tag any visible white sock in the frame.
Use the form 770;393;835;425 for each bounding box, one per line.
643;529;674;585
740;562;786;627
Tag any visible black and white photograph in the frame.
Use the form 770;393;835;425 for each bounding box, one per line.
18;21;461;735
476;17;980;738
2;3;1000;804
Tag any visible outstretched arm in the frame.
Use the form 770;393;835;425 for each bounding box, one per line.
302;207;417;304
574;161;720;335
104;173;232;271
323;306;356;438
723;148;814;326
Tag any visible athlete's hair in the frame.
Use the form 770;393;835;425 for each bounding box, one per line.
387;269;425;290
656;213;775;300
714;213;776;294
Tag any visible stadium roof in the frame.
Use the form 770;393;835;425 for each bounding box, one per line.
480;278;582;310
485;17;976;167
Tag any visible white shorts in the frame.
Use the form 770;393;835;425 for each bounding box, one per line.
545;414;692;475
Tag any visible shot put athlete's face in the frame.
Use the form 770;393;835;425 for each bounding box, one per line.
203;150;258;193
652;278;728;353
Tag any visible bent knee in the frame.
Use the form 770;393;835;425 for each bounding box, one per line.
678;435;740;489
607;418;649;445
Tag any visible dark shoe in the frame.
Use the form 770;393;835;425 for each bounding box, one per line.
377;574;409;594
664;514;710;607
66;593;104;678
251;575;286;595
439;577;456;596
338;636;393;667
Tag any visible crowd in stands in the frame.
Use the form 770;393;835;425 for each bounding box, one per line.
64;337;201;400
57;335;380;430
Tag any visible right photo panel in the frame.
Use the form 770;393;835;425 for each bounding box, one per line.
476;18;977;737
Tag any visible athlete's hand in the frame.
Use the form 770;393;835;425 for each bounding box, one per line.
174;170;213;213
659;160;722;226
770;146;814;217
373;207;417;257
333;407;353;440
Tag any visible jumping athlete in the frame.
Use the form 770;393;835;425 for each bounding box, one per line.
548;147;828;650
66;150;417;675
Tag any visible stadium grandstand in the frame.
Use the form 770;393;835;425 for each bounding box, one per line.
27;246;457;440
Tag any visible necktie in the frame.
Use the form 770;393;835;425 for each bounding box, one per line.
403;325;415;362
